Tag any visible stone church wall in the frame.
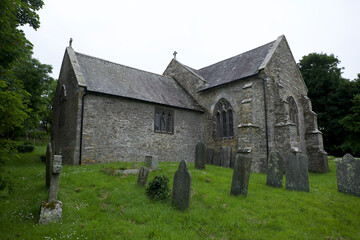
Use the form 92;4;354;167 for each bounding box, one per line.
52;51;83;165
80;93;203;164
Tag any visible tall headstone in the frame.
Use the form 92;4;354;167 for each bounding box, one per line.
137;166;149;187
195;142;206;169
213;150;222;166
336;153;360;197
45;143;53;188
231;153;252;197
221;147;231;168
205;148;214;165
145;156;158;169
285;153;309;192
39;154;63;224
172;160;191;210
266;151;284;188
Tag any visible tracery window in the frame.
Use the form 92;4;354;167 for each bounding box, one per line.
214;98;234;139
154;107;174;134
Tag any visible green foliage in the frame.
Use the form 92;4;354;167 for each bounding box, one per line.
146;175;171;202
298;53;360;156
340;93;360;155
16;144;34;153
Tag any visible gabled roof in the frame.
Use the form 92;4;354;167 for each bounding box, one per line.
74;52;202;111
197;39;277;90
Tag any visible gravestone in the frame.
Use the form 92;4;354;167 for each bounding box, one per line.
336;153;360;197
39;155;63;224
213;150;222;166
230;153;252;197
285;153;309;192
45;143;53;188
172;160;191;210
221;147;232;168
145;156;158;169
137;166;149;187
195;142;206;169
205;148;214;165
266;151;284;188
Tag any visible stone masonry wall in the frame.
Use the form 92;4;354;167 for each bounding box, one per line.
81;93;203;164
52;50;82;165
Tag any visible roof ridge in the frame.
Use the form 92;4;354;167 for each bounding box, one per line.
75;51;173;80
198;40;276;71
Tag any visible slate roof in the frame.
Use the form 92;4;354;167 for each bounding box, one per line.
197;40;276;90
75;52;202;111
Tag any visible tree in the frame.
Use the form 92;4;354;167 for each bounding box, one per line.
298;53;359;156
340;75;360;155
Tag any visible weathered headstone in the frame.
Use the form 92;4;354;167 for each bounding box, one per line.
39;155;63;224
221;147;231;168
137;166;149;187
172;160;191;210
266;151;284;188
205;148;214;165
45;143;53;188
213;151;222;166
145;156;158;169
336;153;360;197
195;142;206;169
285;153;309;192
230;153;252;197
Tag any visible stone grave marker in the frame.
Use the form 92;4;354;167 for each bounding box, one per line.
195;142;206;169
213;149;222;166
285;153;309;192
39;155;63;224
172;160;191;210
221;147;231;168
45;142;53;188
266;151;284;188
137;166;149;187
205;148;214;165
230;153;252;197
145;156;158;169
336;153;360;197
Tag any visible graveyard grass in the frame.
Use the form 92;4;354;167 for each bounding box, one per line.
0;147;359;240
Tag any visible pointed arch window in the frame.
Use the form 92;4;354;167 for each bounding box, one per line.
154;107;174;134
214;98;234;139
59;85;67;128
288;96;299;135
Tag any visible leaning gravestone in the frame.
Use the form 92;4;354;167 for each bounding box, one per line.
145;156;158;169
172;160;191;210
39;155;63;224
230;153;252;197
285;153;309;192
45;143;53;188
336;153;360;197
195;142;206;169
137;166;149;187
266;151;284;188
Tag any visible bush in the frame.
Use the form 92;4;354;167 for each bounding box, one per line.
16;145;34;153
146;175;171;202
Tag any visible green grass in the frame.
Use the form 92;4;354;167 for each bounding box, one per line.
0;147;359;240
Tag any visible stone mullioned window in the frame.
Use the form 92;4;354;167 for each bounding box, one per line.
154;107;174;134
214;98;234;139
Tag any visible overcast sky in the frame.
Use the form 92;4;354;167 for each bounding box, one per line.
22;0;360;80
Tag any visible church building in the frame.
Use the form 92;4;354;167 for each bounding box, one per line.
52;35;328;173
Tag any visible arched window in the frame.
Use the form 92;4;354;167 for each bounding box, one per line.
59;85;67;128
214;98;234;139
288;96;299;135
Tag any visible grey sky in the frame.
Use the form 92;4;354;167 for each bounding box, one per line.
22;0;360;80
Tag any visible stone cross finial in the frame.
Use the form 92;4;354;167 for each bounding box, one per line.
69;38;73;48
173;51;177;59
